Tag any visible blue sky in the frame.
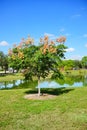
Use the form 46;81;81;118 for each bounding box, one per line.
0;0;87;60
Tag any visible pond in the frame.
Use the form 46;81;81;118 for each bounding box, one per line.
0;80;24;89
38;75;87;88
0;75;87;90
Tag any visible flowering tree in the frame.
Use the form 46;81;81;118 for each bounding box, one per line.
8;35;67;96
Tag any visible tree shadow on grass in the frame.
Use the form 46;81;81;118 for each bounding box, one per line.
24;87;74;96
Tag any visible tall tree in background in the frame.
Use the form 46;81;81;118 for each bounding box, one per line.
0;51;5;70
3;55;8;73
0;51;8;73
74;60;82;69
81;56;87;69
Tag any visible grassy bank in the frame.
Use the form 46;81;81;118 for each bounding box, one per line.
0;86;87;130
0;69;87;82
62;69;87;76
0;73;24;82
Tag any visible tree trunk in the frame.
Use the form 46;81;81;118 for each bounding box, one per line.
13;68;14;73
38;76;41;96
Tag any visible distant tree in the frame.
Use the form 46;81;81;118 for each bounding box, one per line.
81;56;87;69
3;55;8;73
63;60;74;71
0;51;5;70
64;65;71;71
0;51;8;73
74;60;82;69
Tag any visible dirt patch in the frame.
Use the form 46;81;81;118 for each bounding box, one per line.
24;93;57;100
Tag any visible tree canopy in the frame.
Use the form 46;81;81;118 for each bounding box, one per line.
8;35;67;95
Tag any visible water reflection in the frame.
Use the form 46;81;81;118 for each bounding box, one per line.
0;75;87;89
37;81;83;88
38;75;87;88
0;80;24;89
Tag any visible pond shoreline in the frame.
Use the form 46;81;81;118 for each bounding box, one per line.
0;74;87;90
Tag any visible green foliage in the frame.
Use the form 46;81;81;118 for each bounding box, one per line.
23;69;33;80
8;57;21;72
0;51;5;68
81;56;87;68
32;50;54;78
0;51;8;72
63;60;75;71
51;70;63;79
8;36;67;81
64;65;72;71
74;60;82;69
56;44;67;58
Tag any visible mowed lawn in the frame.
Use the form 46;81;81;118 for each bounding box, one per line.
0;86;87;130
0;73;24;82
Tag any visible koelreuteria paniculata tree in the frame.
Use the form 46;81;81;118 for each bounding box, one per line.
8;35;67;95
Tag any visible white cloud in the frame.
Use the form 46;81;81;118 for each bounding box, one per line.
0;41;9;46
85;44;87;47
70;55;82;60
71;14;81;18
83;34;87;38
66;55;82;60
65;48;75;52
59;28;65;32
44;33;55;37
81;7;85;10
44;32;57;40
65;33;71;36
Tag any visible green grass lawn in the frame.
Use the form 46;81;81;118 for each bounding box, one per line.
0;86;87;130
0;70;87;130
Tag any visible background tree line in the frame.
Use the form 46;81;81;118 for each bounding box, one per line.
0;51;87;73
